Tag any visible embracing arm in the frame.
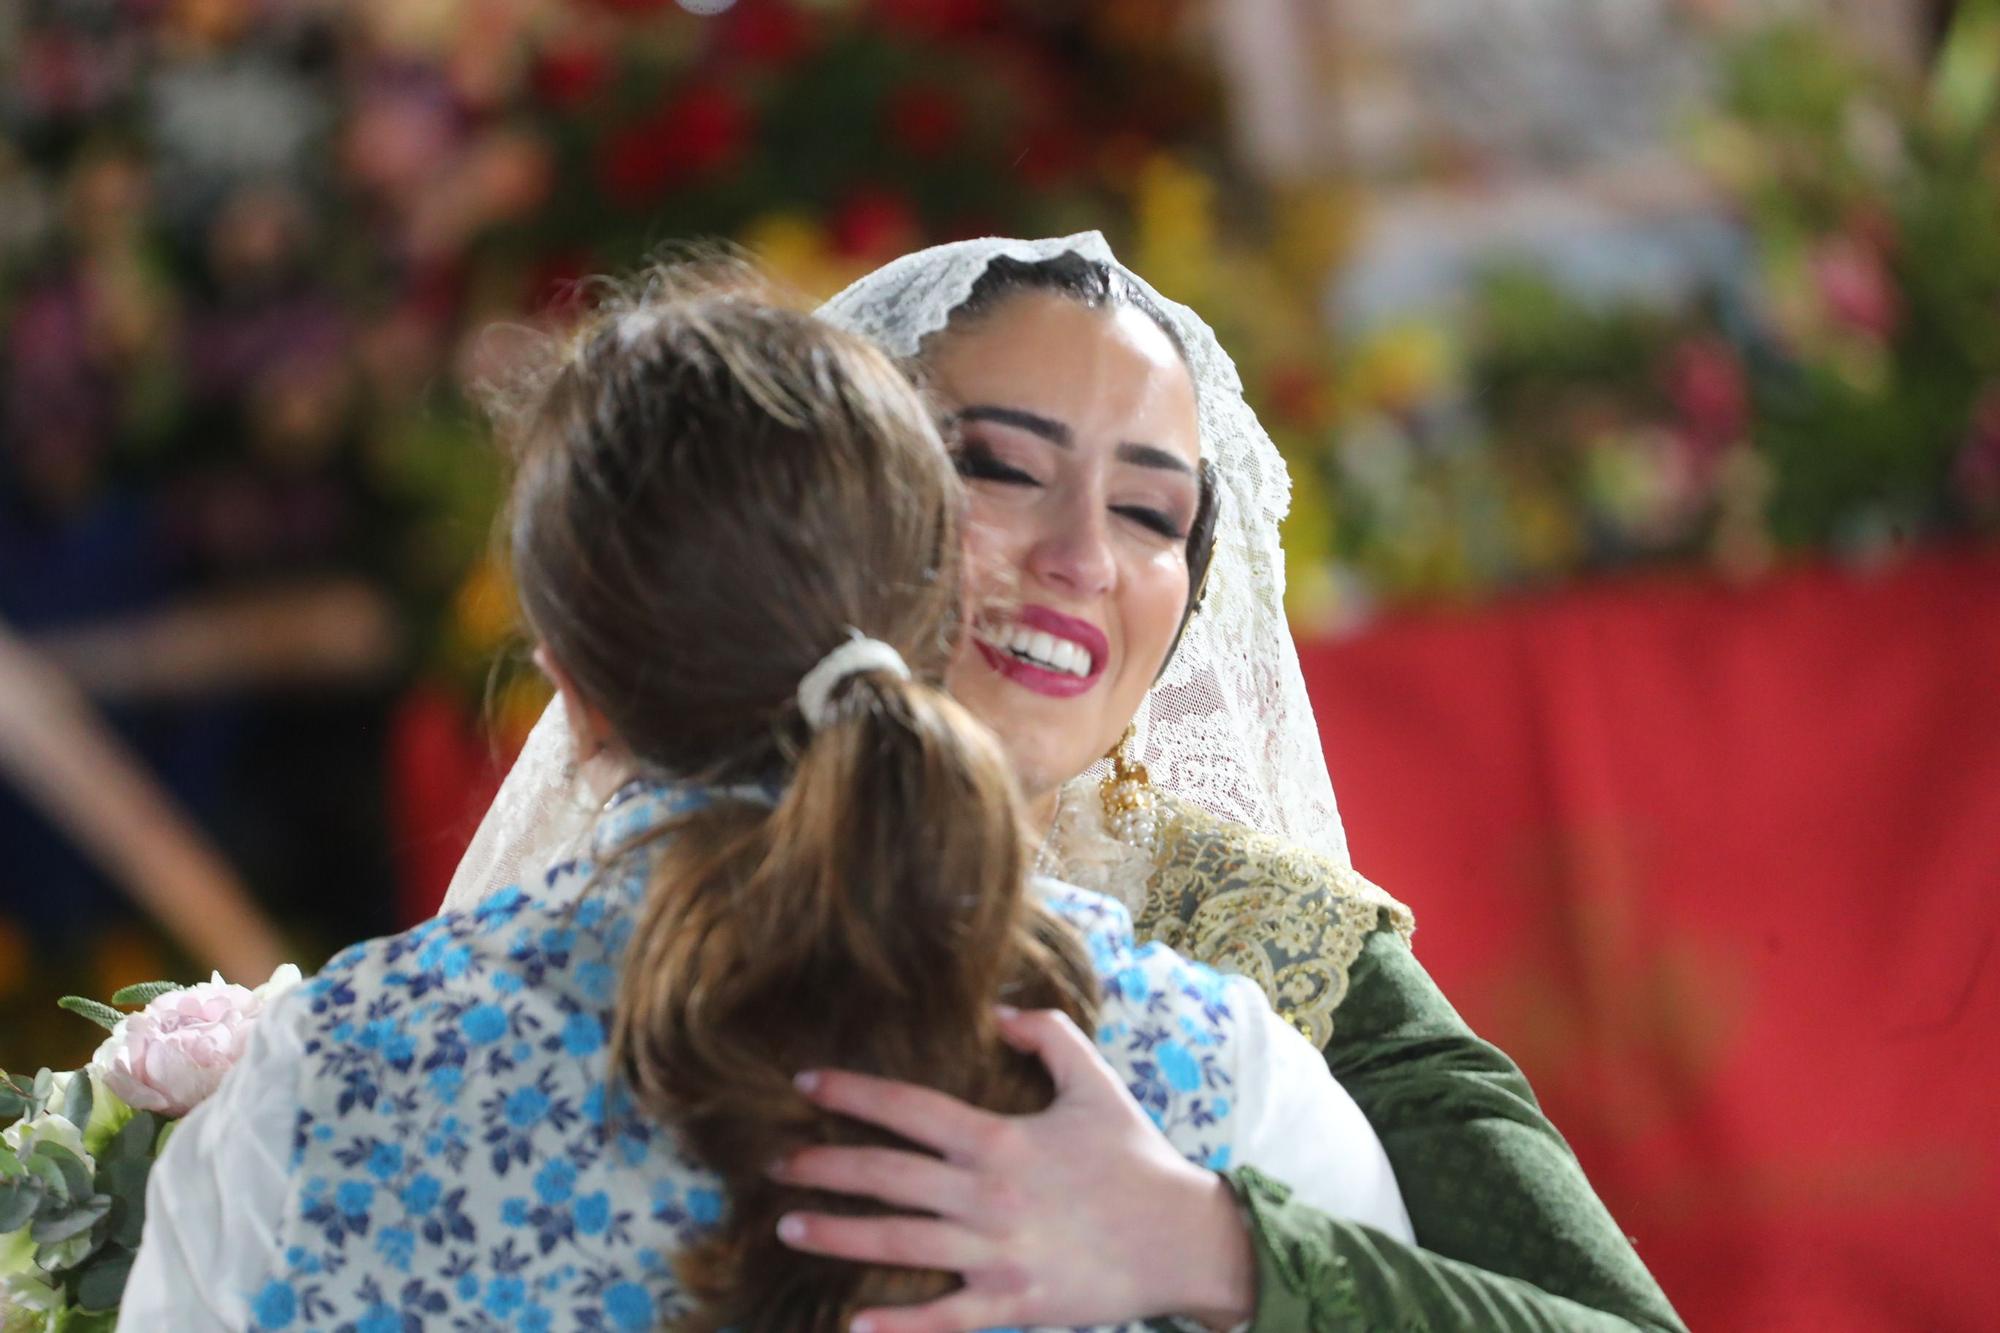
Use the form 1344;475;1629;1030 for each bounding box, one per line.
1229;926;1685;1333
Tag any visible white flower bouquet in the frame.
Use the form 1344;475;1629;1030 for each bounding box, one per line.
0;966;300;1332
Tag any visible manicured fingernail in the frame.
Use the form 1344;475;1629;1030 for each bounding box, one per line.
777;1213;806;1242
994;1003;1020;1019
850;1318;875;1333
793;1070;820;1093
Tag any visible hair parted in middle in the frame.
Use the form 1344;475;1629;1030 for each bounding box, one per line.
497;255;1098;1333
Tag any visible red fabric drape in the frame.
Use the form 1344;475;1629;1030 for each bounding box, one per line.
1302;549;2000;1333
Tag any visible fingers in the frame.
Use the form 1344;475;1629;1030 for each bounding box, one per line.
775;1145;973;1217
775;1210;984;1274
794;1069;1000;1162
848;1286;1021;1333
993;1005;1114;1097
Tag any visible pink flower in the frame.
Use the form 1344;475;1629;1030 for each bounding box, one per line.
89;966;301;1117
1810;234;1903;340
1956;387;2000;512
1665;336;1750;457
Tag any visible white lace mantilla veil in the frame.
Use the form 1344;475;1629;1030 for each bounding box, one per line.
441;231;1352;916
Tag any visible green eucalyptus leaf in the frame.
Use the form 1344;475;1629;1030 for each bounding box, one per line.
0;1083;28;1121
102;1176;149;1250
62;1073;94;1133
108;982;182;1008
73;1246;136;1313
30;1143;93;1204
93;1157;151;1205
94;1159;152;1248
104;1112;160;1165
56;999;124;1034
30;1193;112;1245
30;1069;54;1117
0;1175;45;1231
23;1148;69;1201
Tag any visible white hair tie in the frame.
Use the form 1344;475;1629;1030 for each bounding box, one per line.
796;633;910;730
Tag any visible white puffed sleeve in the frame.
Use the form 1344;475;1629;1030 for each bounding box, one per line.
117;994;305;1331
1221;975;1415;1244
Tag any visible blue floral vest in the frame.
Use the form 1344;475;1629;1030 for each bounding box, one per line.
244;780;1246;1333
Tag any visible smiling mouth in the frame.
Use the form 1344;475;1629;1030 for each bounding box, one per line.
979;623;1097;678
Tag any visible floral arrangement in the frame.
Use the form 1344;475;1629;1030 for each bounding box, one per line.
0;0;1219;999
1273;9;2000;623
0;966;300;1330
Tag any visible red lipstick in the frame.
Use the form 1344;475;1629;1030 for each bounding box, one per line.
974;604;1110;699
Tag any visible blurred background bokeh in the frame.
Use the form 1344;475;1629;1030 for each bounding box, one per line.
2;1;1995;1327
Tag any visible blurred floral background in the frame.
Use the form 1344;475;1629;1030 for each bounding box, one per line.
2;2;1996;1327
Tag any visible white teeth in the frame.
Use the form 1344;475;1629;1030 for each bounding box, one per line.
989;624;1094;678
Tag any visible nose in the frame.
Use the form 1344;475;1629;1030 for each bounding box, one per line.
1024;493;1116;599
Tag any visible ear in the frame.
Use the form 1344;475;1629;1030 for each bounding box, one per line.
533;644;616;757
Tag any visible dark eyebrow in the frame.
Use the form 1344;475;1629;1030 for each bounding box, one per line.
953;405;1072;448
956;405;1193;476
1116;442;1195;475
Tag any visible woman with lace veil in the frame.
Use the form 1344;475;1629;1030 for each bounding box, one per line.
446;233;1685;1332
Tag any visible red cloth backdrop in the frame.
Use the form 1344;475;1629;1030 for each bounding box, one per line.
1301;548;2000;1333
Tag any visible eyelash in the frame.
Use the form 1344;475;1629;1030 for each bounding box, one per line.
953;445;1189;542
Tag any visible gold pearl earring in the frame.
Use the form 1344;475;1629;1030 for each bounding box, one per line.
1098;723;1160;853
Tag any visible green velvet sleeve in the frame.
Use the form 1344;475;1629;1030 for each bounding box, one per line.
1228;926;1686;1332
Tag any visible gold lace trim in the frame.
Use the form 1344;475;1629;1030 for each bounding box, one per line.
1131;793;1415;1048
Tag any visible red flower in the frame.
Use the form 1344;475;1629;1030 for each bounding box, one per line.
830;187;922;263
886;86;964;158
717;1;814;67
1265;363;1331;430
1665;337;1749;455
870;0;995;37
525;250;595;318
596;84;751;208
530;38;612;111
1009;123;1084;188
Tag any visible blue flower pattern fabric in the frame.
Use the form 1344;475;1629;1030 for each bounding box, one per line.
245;780;1244;1333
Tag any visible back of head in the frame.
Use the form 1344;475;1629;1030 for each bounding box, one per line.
501;263;1096;1331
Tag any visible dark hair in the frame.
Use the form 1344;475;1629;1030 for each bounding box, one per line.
503;266;1098;1331
933;252;1219;654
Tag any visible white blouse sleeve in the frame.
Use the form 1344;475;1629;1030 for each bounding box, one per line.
117;995;304;1332
1222;975;1415;1245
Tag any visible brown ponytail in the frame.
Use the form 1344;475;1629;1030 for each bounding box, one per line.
618;673;1094;1331
499;262;1096;1331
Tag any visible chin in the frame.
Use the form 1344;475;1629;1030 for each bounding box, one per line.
950;670;1102;798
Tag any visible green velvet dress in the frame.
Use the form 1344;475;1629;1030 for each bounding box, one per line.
1118;795;1686;1332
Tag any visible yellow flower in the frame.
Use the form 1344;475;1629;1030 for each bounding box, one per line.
1134;155;1217;304
453;559;517;656
739;213;847;302
1348;324;1452;415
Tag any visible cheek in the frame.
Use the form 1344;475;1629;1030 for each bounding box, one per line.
958;504;1029;613
1116;551;1190;681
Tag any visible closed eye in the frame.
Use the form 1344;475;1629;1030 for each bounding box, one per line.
1113;506;1188;540
953;443;1040;487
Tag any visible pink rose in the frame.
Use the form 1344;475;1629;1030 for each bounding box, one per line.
89;966;301;1117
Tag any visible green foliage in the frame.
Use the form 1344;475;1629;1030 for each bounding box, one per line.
54;1000;124;1035
1321;14;2000;610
